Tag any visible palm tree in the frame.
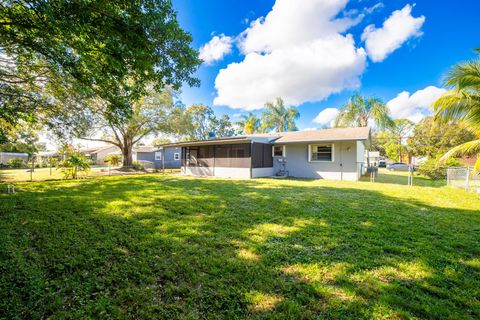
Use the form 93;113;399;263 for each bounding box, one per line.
261;97;299;132
237;112;261;134
433;49;480;171
334;93;394;129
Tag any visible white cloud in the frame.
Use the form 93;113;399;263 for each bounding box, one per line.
386;86;446;122
361;4;425;62
199;34;233;65
239;0;362;54
313;108;340;126
213;0;367;110
364;3;384;15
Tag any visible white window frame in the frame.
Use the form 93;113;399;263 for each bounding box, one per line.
272;145;286;157
308;144;334;162
155;151;162;161
174;152;180;161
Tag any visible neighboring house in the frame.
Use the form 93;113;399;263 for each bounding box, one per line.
136;146;181;169
80;146;121;165
368;151;382;166
80;145;182;168
0;152;29;165
165;127;370;181
134;146;180;169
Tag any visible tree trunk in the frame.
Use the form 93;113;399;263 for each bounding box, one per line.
121;137;134;167
122;146;133;167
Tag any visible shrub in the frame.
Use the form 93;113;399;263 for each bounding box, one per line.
58;151;90;179
104;154;122;167
131;161;144;171
7;158;25;169
417;158;461;180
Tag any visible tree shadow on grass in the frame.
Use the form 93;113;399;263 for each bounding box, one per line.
1;175;479;319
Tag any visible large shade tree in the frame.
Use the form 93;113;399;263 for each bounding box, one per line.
407;117;475;159
0;0;201;138
433;49;480;171
170;104;235;141
334;93;394;129
261;98;299;132
76;88;179;167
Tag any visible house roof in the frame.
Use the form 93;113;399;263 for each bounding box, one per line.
80;145;116;154
133;146;157;153
163;127;370;147
251;127;371;144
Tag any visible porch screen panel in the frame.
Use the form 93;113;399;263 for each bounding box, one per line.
214;144;230;167
198;145;214;167
229;143;251;168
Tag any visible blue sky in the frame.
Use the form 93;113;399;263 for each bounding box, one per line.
172;0;480;130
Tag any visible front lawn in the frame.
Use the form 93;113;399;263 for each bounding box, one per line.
1;175;479;319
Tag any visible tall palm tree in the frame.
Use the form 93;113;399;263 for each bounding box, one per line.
261;97;299;132
334;93;394;129
434;49;480;171
237;112;261;134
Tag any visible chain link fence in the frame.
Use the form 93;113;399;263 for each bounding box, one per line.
447;167;480;193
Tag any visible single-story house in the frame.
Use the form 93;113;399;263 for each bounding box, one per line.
164;127;370;181
80;145;181;168
0;152;29;165
135;146;181;169
80;146;121;165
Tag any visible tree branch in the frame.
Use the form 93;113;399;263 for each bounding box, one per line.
79;137;121;148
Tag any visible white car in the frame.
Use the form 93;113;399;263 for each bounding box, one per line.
386;162;414;172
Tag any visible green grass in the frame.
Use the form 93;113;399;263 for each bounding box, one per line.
1;174;479;319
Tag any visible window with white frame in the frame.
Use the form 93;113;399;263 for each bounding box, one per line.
174;153;180;161
309;144;334;162
155;152;162;161
272;145;285;157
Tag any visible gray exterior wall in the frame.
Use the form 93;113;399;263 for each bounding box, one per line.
272;141;365;181
136;147;181;169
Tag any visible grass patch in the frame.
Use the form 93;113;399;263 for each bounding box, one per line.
1;174;479;319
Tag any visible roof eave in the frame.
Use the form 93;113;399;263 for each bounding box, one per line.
162;138;252;148
273;137;369;144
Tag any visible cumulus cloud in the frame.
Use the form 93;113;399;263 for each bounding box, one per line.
213;0;367;110
386;86;446;123
313;108;340;126
199;34;233;65
361;4;425;62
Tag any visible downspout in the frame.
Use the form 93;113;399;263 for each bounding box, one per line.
339;142;343;181
250;142;253;179
213;145;216;177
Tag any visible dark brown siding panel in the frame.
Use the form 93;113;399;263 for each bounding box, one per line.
252;143;273;168
252;143;264;168
263;144;273;167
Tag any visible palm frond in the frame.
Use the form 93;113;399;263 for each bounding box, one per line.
434;90;480;124
368;97;394;129
445;61;480;90
439;139;480;162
